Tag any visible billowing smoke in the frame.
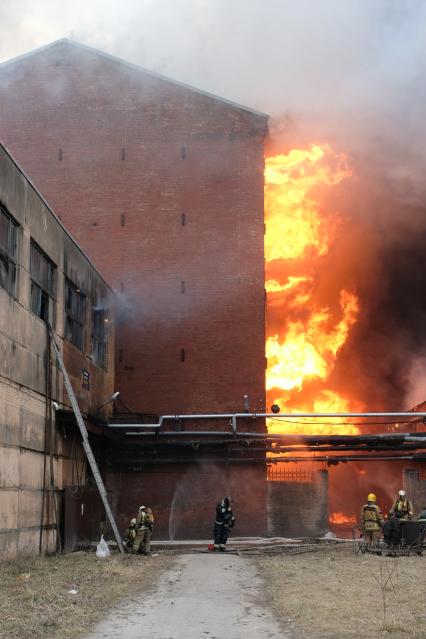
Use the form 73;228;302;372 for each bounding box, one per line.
2;0;426;407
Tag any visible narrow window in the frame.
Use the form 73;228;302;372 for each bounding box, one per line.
121;148;126;161
58;149;63;161
180;146;186;160
181;213;186;226
0;205;18;298
64;278;86;350
180;348;185;362
118;349;124;363
181;280;185;294
30;242;56;322
92;308;108;368
120;213;125;227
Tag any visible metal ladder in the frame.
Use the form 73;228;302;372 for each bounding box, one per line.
48;325;124;554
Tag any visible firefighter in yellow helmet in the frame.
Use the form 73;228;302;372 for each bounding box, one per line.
361;493;384;548
389;490;413;520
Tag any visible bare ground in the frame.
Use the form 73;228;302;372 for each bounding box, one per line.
0;551;175;639
253;545;426;639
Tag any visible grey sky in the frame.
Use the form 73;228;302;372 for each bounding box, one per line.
1;0;425;130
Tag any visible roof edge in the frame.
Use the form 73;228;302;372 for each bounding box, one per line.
0;139;114;292
0;38;269;120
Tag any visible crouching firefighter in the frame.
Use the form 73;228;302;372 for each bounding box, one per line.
213;497;235;552
361;493;384;548
123;517;137;552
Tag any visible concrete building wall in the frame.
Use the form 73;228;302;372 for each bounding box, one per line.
0;143;115;558
0;39;267;420
267;470;329;538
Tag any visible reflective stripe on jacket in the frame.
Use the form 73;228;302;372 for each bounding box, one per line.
361;503;384;532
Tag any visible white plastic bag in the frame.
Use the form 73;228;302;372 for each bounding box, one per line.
96;534;110;558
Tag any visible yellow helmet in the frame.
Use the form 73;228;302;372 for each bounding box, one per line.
367;493;376;502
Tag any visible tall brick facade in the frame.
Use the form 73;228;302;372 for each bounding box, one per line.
0;39;268;418
0;40;268;539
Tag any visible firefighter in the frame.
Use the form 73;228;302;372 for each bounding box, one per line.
360;493;384;548
132;505;154;555
123;517;137;552
132;505;148;555
213;496;235;552
143;507;155;555
389;490;413;520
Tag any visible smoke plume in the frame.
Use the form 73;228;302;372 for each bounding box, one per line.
2;0;426;407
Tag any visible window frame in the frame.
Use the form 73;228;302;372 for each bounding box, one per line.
64;277;86;351
30;241;56;322
0;204;19;298
91;308;108;369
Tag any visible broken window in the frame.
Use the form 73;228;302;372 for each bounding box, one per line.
30;242;55;322
0;205;18;297
92;308;108;369
65;278;86;350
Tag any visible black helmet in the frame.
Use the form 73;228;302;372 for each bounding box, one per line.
223;496;232;507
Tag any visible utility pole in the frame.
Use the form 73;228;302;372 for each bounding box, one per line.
48;325;124;554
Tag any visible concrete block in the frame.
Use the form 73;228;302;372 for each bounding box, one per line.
0;490;18;529
0;530;18;559
0;446;20;487
19;449;44;490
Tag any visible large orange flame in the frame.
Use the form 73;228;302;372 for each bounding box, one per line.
265;143;361;435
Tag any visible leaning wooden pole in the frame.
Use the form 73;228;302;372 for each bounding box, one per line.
48;325;124;554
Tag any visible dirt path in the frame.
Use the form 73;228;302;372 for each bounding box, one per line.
85;553;287;639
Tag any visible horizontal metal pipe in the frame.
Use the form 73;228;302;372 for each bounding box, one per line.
107;411;426;433
106;453;425;465
122;431;426;440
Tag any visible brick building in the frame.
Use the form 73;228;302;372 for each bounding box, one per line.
0;40;269;540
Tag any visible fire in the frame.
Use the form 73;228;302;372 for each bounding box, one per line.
265;143;361;434
329;512;357;526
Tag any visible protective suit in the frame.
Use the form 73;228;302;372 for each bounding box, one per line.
361;494;384;547
213;497;235;551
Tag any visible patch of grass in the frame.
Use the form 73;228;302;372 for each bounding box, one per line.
253;546;426;639
0;551;175;639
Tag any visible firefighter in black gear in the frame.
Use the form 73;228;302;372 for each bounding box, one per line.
213;496;235;552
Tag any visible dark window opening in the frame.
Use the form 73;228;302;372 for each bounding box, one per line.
180;146;186;160
120;214;125;227
118;349;124;363
58;149;63;161
181;280;185;293
30;242;55;321
181;213;186;226
121;148;126;161
92;308;108;369
180;348;185;362
65;278;86;350
0;205;18;298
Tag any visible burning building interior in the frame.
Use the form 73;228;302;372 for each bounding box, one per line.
0;38;426;555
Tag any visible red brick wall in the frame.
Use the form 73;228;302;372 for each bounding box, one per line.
107;463;267;539
0;41;267;419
